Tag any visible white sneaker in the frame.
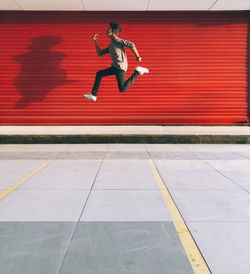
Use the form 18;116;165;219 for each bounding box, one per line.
82;93;97;101
135;66;149;75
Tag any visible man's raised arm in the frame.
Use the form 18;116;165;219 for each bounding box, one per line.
93;34;109;57
93;34;101;56
131;45;142;62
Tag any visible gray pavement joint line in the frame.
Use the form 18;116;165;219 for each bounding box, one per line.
55;144;110;274
80;0;86;10
233;151;250;160
146;0;151;10
55;143;75;158
185;150;250;194
208;0;219;10
143;144;212;273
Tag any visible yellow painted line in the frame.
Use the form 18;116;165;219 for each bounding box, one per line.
148;159;211;274
0;160;53;200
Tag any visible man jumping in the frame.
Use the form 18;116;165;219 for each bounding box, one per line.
83;22;149;101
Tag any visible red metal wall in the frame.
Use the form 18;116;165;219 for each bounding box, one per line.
0;11;249;125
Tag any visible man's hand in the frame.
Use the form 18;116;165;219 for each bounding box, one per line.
93;34;99;41
136;56;142;62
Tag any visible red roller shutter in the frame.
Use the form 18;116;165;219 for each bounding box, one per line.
0;11;249;125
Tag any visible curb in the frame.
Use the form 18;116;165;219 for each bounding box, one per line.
1;135;250;144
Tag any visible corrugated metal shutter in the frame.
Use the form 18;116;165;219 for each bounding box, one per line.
0;11;248;125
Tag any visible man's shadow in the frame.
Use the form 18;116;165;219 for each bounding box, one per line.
12;36;77;108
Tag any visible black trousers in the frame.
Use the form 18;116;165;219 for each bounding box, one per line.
92;67;139;96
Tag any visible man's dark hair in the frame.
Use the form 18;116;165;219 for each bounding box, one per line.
109;22;121;35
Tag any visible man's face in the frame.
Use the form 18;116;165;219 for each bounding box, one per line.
106;27;113;37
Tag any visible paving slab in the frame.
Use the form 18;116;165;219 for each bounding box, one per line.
81;190;171;221
192;151;245;160
0;170;37;189
154;159;214;172
230;151;250;160
19;170;97;190
148;151;199;160
57;151;106;160
93;170;158;190
0;190;89;221
45;160;102;172
205;159;250;172
105;151;150;160
208;170;250;193
0;222;76;274
0;144;72;152
170;189;250;222
0;152;62;160
159;170;239;191
108;144;147;151
181;144;250;152
187;221;250;274
0;160;47;171
145;144;187;151
68;144;110;151
100;159;150;172
58;222;194;274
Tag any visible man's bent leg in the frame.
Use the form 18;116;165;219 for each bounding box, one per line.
92;67;116;96
116;70;140;93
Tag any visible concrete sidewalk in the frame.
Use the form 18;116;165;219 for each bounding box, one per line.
1;144;250;274
1;126;250;144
